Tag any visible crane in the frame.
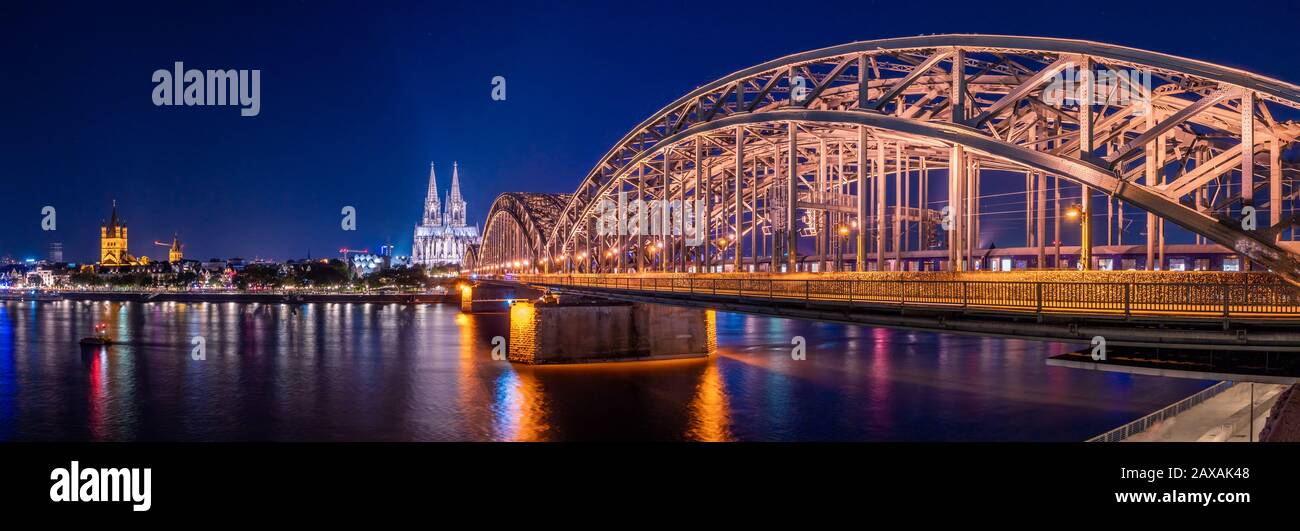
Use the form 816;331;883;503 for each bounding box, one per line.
338;248;369;259
153;234;185;263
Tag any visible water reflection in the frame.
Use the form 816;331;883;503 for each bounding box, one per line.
686;360;731;441
0;305;14;440
0;300;1213;441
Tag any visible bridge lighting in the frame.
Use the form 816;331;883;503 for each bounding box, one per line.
655;241;664;249
604;250;612;258
837;224;850;237
1064;205;1081;220
523;259;529;266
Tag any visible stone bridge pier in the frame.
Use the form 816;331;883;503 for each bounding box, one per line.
507;297;715;364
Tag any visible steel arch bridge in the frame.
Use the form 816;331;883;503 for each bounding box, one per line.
471;34;1300;285
468;192;570;272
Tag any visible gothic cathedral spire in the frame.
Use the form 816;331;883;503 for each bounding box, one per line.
449;161;463;203
422;162;442;226
445;161;467;227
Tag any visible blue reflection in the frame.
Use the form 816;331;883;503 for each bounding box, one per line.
0;305;14;439
492;368;522;440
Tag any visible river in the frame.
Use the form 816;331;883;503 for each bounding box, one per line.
0;300;1214;441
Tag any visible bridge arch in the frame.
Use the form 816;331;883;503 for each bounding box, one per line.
469;192;569;274
480;35;1300;283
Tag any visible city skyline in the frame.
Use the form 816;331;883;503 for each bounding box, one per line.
3;1;1299;516
7;164;478;266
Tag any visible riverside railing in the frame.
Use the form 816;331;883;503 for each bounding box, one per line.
515;275;1300;319
1086;381;1235;442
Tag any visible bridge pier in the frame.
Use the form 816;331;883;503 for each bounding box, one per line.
508;298;714;364
460;282;543;313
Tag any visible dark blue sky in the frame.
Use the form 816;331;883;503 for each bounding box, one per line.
2;0;1297;263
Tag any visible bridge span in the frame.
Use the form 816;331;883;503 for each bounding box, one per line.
492;272;1300;353
463;34;1300;377
467;34;1300;287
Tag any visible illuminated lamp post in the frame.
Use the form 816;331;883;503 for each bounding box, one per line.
836;223;850;272
1064;204;1091;270
715;235;734;273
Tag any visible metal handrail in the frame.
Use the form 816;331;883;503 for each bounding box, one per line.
1087;381;1235;442
516;275;1300;318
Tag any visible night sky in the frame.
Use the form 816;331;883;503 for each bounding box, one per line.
2;0;1297;263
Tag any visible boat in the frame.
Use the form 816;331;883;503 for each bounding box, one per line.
79;323;114;346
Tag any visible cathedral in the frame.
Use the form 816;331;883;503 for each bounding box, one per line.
412;162;480;268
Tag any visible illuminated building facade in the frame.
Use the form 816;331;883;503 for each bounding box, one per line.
166;234;184;263
99;200;145;267
412;162;480;267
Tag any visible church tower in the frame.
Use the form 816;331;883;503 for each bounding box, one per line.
445;161;468;228
168;233;184;263
422;162;442;226
100;200;129;267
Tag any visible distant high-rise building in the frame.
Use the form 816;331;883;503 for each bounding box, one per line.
48;242;63;263
412;162;480;267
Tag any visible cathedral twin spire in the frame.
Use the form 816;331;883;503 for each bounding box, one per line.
423;163;441;226
421;161;467;228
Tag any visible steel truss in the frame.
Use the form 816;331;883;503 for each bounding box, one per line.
473;35;1300;285
469;192;568;272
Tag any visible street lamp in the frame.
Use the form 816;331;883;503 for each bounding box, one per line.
1064;203;1091;270
836;223;850;271
715;235;733;272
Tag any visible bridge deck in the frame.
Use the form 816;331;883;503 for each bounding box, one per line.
515;274;1300;322
487;274;1300;350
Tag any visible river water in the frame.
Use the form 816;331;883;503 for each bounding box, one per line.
0;300;1213;441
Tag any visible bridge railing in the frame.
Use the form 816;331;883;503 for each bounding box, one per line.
516;275;1300;319
1087;381;1235;442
